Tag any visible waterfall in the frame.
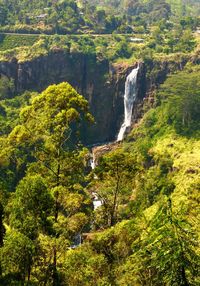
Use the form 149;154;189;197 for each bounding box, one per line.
70;233;82;248
92;192;102;210
117;65;139;141
89;150;102;209
90;154;95;170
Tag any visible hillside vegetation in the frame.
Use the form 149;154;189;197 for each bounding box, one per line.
0;0;199;63
0;0;199;34
68;65;200;286
0;0;199;285
0;50;199;286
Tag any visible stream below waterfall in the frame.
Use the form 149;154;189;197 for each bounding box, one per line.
90;150;102;209
89;64;140;209
72;64;140;248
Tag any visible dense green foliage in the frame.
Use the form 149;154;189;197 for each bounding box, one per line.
0;27;197;63
0;82;94;285
0;0;199;34
0;0;199;63
75;66;200;286
0;62;199;285
0;1;199;285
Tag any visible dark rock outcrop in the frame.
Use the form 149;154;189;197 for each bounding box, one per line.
0;51;188;144
0;51;142;144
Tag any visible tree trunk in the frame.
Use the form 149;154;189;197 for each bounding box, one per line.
181;265;189;286
0;203;5;277
52;161;61;286
27;263;31;281
52;246;59;286
110;174;120;226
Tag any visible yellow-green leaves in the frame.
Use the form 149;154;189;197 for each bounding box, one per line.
19;82;93;144
8;125;30;144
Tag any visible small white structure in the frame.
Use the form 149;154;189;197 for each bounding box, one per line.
130;37;144;43
36;14;48;19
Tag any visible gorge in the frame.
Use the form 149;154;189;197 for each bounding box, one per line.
0;0;200;284
0;50;187;145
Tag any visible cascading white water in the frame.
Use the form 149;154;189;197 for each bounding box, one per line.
90;154;95;170
89;150;102;209
92;193;102;210
117;65;139;141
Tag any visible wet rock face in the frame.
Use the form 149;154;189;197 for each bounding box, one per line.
0;51;131;144
0;51;186;145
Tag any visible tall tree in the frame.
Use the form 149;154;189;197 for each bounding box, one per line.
123;197;200;286
91;149;136;228
157;70;200;135
8;82;93;285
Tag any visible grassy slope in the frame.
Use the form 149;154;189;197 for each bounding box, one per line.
0;35;39;51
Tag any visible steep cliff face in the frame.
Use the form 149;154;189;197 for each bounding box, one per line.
0;51;187;144
131;57;188;125
0;51;124;144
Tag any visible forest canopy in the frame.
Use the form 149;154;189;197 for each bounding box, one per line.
0;0;199;285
